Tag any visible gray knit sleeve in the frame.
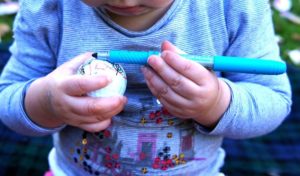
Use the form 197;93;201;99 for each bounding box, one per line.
0;0;65;136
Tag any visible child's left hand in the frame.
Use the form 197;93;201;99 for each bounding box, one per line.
142;41;231;128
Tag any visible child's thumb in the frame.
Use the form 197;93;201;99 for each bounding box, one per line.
60;52;94;73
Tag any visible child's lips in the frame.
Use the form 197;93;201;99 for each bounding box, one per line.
105;5;147;15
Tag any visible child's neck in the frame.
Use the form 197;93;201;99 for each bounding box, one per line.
106;6;171;31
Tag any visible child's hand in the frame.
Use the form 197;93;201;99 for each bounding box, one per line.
142;41;231;128
25;53;127;132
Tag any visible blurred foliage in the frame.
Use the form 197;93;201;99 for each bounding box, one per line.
0;14;14;44
272;0;300;64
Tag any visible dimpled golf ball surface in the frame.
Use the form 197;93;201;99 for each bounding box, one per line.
78;58;127;97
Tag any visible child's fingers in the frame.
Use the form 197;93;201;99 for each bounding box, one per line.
61;75;111;96
78;119;112;132
146;55;201;99
59;52;93;74
161;51;213;85
63;112;101;124
67;96;127;117
160;41;214;85
142;66;194;102
156;97;189;118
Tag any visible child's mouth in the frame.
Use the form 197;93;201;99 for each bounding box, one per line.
105;5;147;16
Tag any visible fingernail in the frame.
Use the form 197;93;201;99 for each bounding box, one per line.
147;56;153;65
161;51;167;58
148;56;159;69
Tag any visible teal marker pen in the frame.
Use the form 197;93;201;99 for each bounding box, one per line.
92;50;286;75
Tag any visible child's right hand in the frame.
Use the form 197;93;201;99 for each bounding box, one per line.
25;53;127;132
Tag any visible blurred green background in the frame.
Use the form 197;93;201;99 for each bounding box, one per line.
272;0;300;65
